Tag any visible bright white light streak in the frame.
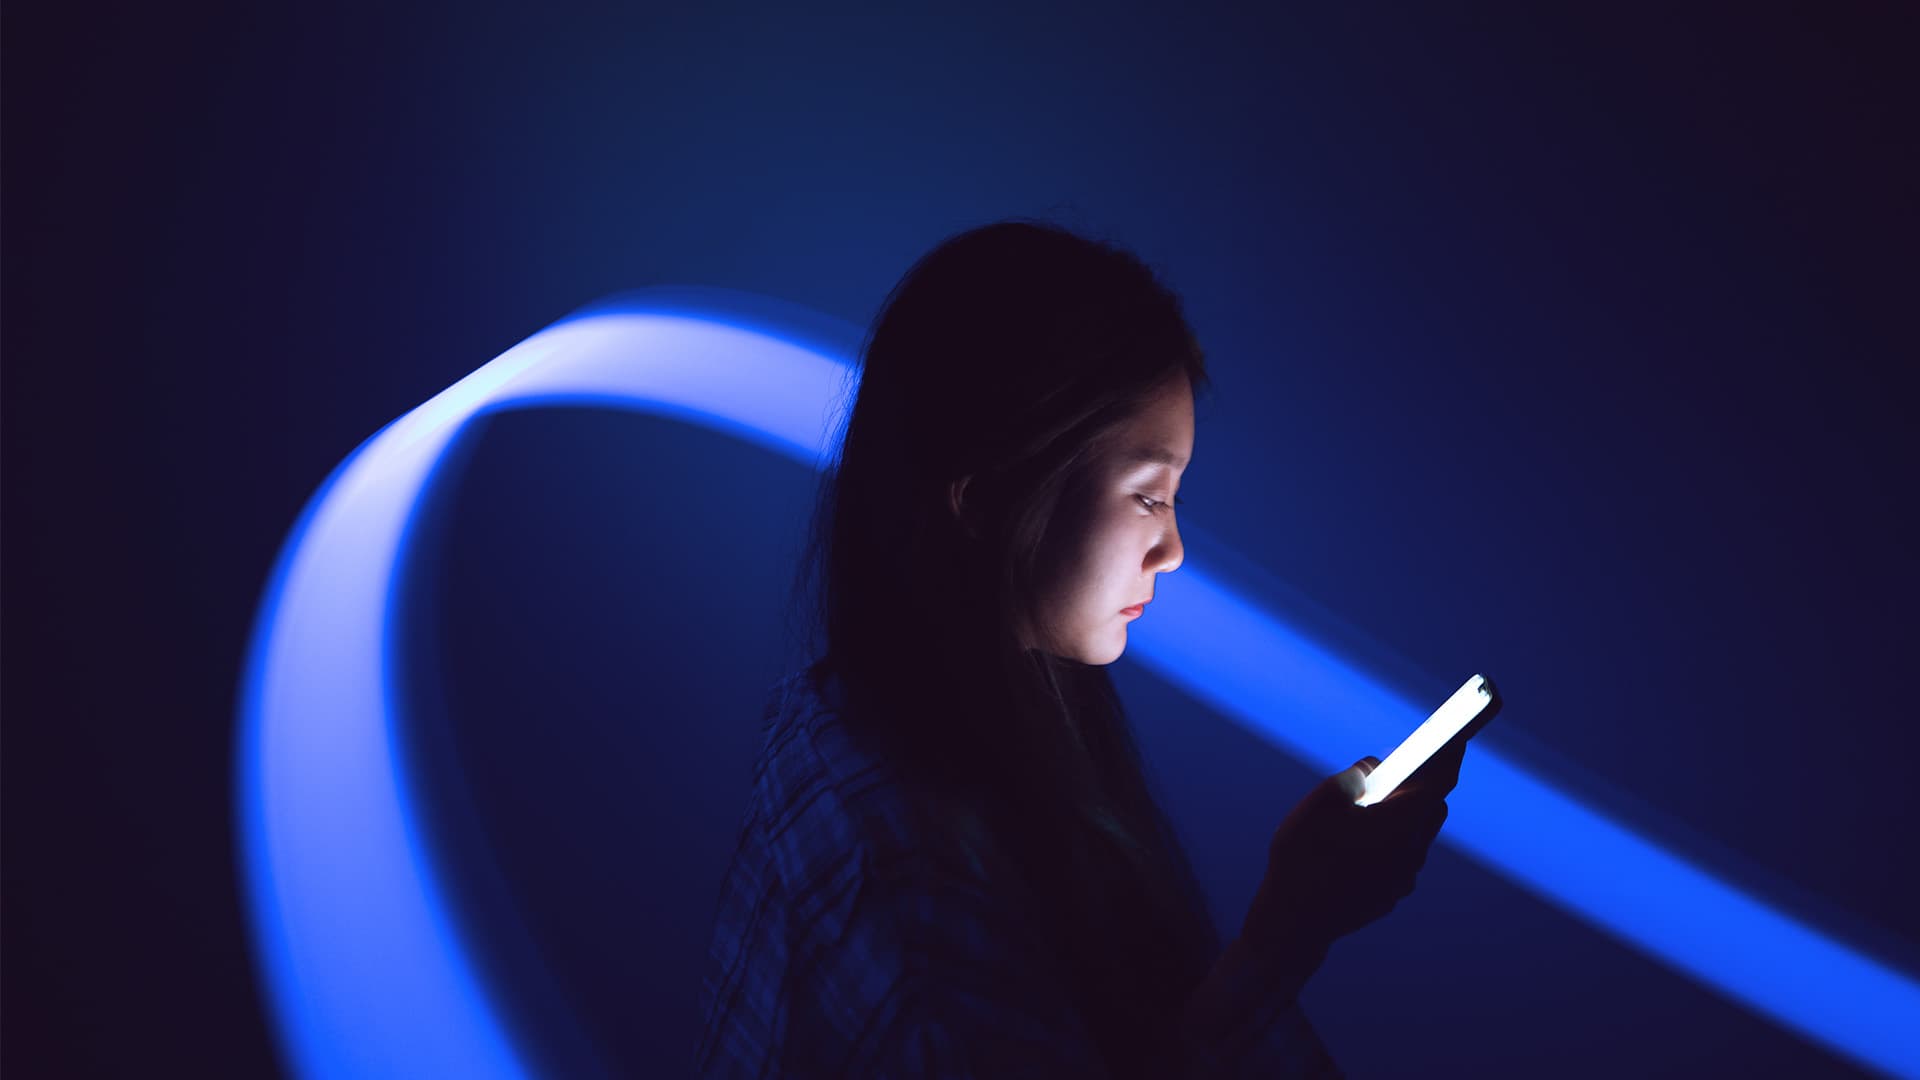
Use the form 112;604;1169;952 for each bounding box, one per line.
1354;674;1492;806
237;287;1920;1080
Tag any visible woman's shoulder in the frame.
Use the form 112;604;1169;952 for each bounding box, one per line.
748;664;948;913
752;663;885;825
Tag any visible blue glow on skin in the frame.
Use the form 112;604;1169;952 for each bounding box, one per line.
236;287;1920;1079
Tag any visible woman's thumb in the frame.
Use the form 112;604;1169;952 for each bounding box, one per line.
1334;757;1378;802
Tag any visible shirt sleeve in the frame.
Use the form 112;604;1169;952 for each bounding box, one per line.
788;852;1343;1079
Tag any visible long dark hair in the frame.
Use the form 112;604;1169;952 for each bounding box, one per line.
785;218;1218;1076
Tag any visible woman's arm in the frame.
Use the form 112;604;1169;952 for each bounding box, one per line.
1179;931;1327;1051
1178;928;1338;1078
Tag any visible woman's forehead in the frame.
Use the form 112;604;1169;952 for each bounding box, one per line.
1115;399;1194;469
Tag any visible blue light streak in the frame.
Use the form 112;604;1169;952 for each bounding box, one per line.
235;287;1920;1079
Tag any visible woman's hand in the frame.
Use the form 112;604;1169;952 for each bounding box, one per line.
1237;737;1466;965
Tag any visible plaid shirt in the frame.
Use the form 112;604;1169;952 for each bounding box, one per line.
695;666;1343;1078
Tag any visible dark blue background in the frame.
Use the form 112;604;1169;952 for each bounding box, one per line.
6;4;1913;1077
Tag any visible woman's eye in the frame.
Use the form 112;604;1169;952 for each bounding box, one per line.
1136;494;1181;512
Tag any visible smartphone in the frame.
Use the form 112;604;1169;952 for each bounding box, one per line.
1353;674;1502;807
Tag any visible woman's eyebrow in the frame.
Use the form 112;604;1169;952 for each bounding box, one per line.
1122;446;1188;470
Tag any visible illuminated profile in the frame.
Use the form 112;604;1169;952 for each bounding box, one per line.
235;287;1920;1079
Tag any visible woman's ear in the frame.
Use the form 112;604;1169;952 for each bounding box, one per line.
948;475;980;539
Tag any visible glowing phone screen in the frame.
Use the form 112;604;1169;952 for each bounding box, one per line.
1354;674;1494;807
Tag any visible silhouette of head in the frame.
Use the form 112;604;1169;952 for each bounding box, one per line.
799;217;1208;671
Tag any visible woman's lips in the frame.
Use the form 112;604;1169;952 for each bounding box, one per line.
1120;604;1144;617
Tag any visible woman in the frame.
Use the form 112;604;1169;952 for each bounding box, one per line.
695;219;1460;1078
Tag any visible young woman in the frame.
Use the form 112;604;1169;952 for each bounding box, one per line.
696;219;1461;1078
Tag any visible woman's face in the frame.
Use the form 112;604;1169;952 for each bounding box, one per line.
1027;375;1194;664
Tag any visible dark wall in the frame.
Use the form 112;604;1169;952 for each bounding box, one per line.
6;4;1913;1077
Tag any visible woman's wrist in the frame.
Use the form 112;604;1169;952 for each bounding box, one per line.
1237;890;1332;988
1227;927;1328;1002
